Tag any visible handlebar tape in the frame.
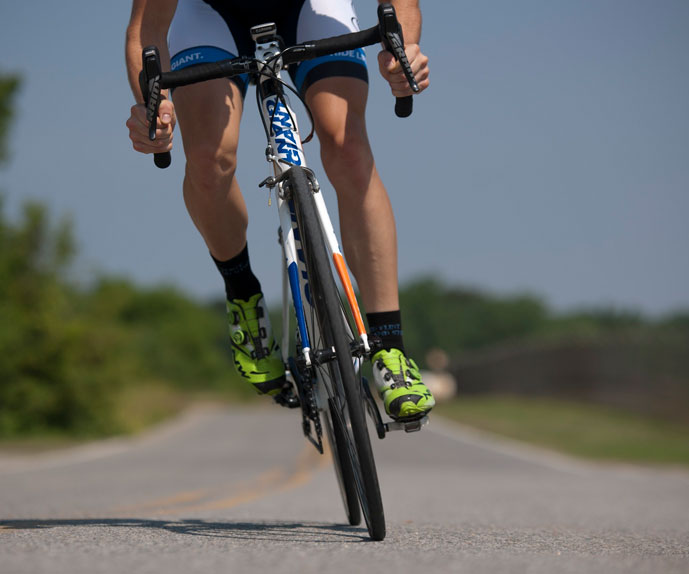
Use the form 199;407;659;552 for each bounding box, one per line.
281;26;380;64
159;59;255;90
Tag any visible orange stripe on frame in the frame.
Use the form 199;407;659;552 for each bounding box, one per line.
333;253;367;337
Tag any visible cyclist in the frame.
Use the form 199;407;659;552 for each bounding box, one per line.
125;0;435;421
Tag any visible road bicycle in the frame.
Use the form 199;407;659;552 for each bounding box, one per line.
139;3;427;541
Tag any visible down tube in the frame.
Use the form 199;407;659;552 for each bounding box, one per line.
278;194;312;359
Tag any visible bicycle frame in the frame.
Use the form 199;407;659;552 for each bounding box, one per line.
251;27;370;374
141;5;427;540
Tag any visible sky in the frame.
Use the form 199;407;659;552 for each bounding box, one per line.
1;1;688;315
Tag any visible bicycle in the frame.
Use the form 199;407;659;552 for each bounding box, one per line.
139;3;428;542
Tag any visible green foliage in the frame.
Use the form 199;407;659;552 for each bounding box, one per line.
0;201;245;437
0;80;249;439
400;278;548;363
0;74;20;164
0;200;244;437
0;200;120;436
80;278;238;391
658;311;689;334
398;277;689;367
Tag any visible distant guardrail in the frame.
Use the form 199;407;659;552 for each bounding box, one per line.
449;336;689;424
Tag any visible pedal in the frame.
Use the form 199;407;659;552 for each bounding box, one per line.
384;415;430;434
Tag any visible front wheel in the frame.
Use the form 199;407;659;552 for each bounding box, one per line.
322;398;360;526
288;166;385;541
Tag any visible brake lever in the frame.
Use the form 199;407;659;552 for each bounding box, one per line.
139;46;171;169
378;3;419;118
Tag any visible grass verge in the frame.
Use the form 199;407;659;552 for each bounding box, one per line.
0;382;260;454
435;395;689;466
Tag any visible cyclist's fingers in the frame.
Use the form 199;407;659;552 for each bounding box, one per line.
383;70;412;97
128;99;175;131
378;44;423;73
378;45;430;95
127;109;174;154
155;124;174;141
389;84;413;98
377;49;398;76
131;124;173;145
127;100;174;145
126;119;172;147
410;61;430;92
128;103;149;131
158;98;176;128
130;131;174;154
408;47;429;75
388;72;429;98
386;63;429;86
395;46;428;82
134;141;174;154
150;120;173;140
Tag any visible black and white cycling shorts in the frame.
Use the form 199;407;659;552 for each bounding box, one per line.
168;0;369;96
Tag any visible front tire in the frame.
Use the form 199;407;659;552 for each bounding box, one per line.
288;166;386;541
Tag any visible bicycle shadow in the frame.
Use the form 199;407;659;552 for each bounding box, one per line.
0;518;371;543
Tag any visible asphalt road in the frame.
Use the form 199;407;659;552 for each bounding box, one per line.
1;405;688;573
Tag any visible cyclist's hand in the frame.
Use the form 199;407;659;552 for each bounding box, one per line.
126;97;176;154
377;43;429;97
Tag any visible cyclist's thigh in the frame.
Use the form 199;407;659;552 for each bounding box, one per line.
168;0;247;164
293;0;370;140
292;0;368;97
305;77;369;144
173;79;244;168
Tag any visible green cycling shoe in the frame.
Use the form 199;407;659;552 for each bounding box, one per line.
227;293;286;396
371;348;436;421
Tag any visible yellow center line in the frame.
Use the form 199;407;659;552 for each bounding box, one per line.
112;488;211;514
172;443;330;514
111;442;331;517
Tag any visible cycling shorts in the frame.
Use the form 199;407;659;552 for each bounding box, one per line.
168;0;369;96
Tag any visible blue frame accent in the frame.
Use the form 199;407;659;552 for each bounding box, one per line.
288;262;311;351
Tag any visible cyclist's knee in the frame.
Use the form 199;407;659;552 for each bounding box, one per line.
184;143;238;196
320;130;374;193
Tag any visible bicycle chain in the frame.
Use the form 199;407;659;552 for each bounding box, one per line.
290;356;323;453
301;373;323;451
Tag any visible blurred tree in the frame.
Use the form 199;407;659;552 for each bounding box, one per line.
0;74;20;164
397;277;689;366
400;277;548;364
0;73;121;435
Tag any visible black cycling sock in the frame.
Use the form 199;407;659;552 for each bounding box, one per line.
212;244;262;301
366;310;405;353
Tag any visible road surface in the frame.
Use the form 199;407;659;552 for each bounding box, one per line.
1;405;687;573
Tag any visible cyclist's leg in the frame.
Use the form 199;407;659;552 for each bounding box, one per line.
173;81;285;394
173;80;247;261
168;0;251;261
169;0;286;392
305;78;399;315
293;0;397;313
305;78;435;420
